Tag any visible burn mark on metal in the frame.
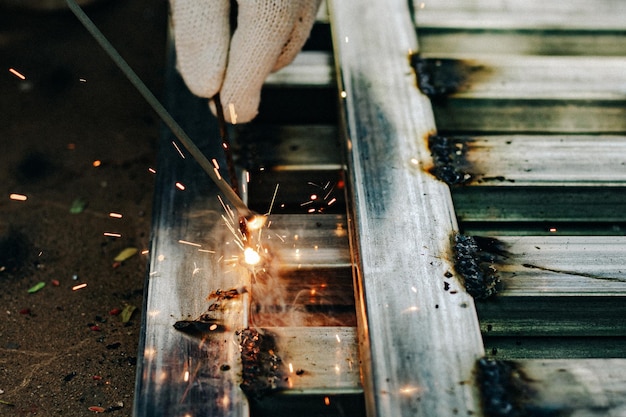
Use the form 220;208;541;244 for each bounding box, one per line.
174;287;244;336
453;234;504;299
428;135;473;186
207;287;245;302
411;54;483;98
238;328;285;399
478;358;548;417
173;317;226;337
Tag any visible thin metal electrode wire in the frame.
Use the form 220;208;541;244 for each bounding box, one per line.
65;0;251;217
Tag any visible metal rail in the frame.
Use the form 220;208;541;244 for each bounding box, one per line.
133;0;626;416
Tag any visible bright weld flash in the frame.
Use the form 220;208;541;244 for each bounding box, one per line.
246;215;267;231
243;247;261;266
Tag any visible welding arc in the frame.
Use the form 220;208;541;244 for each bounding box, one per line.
65;0;252;217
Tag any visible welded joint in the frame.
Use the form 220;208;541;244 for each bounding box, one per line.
477;358;535;417
452;234;503;299
428;135;473;186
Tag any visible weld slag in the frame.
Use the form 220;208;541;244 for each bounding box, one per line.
453;234;502;299
238;328;285;399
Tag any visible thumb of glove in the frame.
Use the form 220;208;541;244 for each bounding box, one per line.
170;0;231;99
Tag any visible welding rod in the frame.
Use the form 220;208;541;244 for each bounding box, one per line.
65;0;252;217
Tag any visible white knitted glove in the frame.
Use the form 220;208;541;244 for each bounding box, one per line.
170;0;322;123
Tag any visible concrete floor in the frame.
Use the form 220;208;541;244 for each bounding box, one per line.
0;1;167;415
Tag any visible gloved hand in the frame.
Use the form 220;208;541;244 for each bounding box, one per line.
170;0;322;124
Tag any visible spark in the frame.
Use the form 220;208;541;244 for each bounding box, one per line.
410;158;419;165
340;91;347;98
141;249;149;255
213;167;222;180
157;254;165;261
327;197;337;206
324;397;331;406
92;160;101;167
103;232;121;238
209;323;218;331
246;171;250;183
307;208;315;213
171;141;185;158
335;334;341;343
178;239;202;247
9;193;27;201
345;36;349;43
175;182;185;190
211;158;220;169
148;167;156;174
72;283;87;291
335;364;341;374
79;78;87;83
549;227;557;233
183;371;190;382
9;68;26;80
109;212;123;218
218;195;236;225
399;385;421;395
289;363;294;373
198;249;216;254
266;184;280;215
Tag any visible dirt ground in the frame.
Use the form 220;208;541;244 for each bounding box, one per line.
0;1;167;415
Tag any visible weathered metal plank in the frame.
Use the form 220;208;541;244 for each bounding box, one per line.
329;1;484;416
453;186;626;223
134;48;249;416
416;55;626;100
477;358;626;416
265;51;334;87
456;236;626;336
244;326;365;417
493;236;626;296
428;135;626;187
413;55;626;133
265;214;351;267
417;29;626;56
483;336;626;360
413;0;626;31
236;124;341;169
